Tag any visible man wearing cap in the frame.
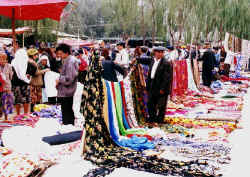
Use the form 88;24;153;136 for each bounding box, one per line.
114;41;129;81
135;46;173;123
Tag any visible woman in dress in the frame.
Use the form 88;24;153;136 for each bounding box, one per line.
11;49;36;115
27;49;50;112
0;53;14;121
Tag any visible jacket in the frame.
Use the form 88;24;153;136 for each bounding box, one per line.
57;55;79;97
30;65;48;87
137;56;173;96
102;60;124;82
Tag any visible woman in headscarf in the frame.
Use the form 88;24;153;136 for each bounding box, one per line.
11;49;36;115
27;49;50;112
37;54;50;103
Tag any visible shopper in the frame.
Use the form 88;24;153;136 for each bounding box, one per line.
56;44;79;125
0;53;14;121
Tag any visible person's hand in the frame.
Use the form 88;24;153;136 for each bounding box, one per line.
45;68;50;72
26;74;31;80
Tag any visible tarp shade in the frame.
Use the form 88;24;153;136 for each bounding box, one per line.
0;0;68;21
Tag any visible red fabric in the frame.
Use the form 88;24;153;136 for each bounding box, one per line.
233;56;237;65
79;58;88;72
126;134;153;141
0;74;5;93
111;82;116;105
171;60;188;97
221;75;250;82
0;0;68;21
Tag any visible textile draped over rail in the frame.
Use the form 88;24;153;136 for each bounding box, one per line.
80;50;218;177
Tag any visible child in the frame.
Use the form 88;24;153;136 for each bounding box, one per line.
0;53;14;121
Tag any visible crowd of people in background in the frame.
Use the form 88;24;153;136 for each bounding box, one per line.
0;39;246;124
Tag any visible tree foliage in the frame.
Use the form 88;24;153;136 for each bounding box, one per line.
0;0;249;44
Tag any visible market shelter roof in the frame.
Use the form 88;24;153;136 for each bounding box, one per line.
0;0;68;21
0;27;32;37
57;38;96;48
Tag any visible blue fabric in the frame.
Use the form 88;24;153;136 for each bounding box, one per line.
105;80;120;141
105;81;155;151
42;131;82;145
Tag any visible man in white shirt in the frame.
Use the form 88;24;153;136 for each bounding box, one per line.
136;46;173;123
114;41;129;81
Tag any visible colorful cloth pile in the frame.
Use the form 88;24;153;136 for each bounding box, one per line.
33;104;62;124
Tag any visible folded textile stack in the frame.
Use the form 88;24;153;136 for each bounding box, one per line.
33;105;62;124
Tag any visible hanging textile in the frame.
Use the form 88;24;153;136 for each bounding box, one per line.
192;59;200;88
81;50;216;177
187;59;199;93
121;78;139;128
130;65;148;124
171;60;188;97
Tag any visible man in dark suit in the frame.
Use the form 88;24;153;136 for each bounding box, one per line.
201;44;216;87
135;46;173;123
101;57;125;82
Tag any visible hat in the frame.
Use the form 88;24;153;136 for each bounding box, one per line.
40;55;49;61
166;46;174;50
153;46;166;51
27;48;38;56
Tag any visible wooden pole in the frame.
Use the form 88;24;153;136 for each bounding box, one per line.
12;8;16;53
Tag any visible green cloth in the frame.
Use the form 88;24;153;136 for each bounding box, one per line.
114;83;146;136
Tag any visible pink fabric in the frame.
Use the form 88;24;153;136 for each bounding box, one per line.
0;0;68;21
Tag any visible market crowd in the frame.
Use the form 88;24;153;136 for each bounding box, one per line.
0;40;246;125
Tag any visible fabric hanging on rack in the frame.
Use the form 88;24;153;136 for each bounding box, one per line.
107;81;146;136
192;59;200;88
187;60;200;93
81;51;218;177
130;66;148;123
121;78;139;128
171;60;188;97
241;39;249;70
120;81;132;128
103;80;154;151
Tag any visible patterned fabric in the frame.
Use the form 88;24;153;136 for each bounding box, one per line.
171;60;188;97
30;85;42;104
12;85;30;105
80;50;217;177
1;92;14;115
130;65;148;124
192;59;200;88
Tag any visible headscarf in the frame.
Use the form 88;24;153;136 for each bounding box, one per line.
11;49;30;84
38;55;50;67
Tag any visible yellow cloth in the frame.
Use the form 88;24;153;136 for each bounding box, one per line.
34;104;50;112
102;79;109;131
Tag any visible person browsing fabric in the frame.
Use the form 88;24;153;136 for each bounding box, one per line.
56;44;79;125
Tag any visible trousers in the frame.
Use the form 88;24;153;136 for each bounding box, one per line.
147;92;168;123
59;96;75;125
